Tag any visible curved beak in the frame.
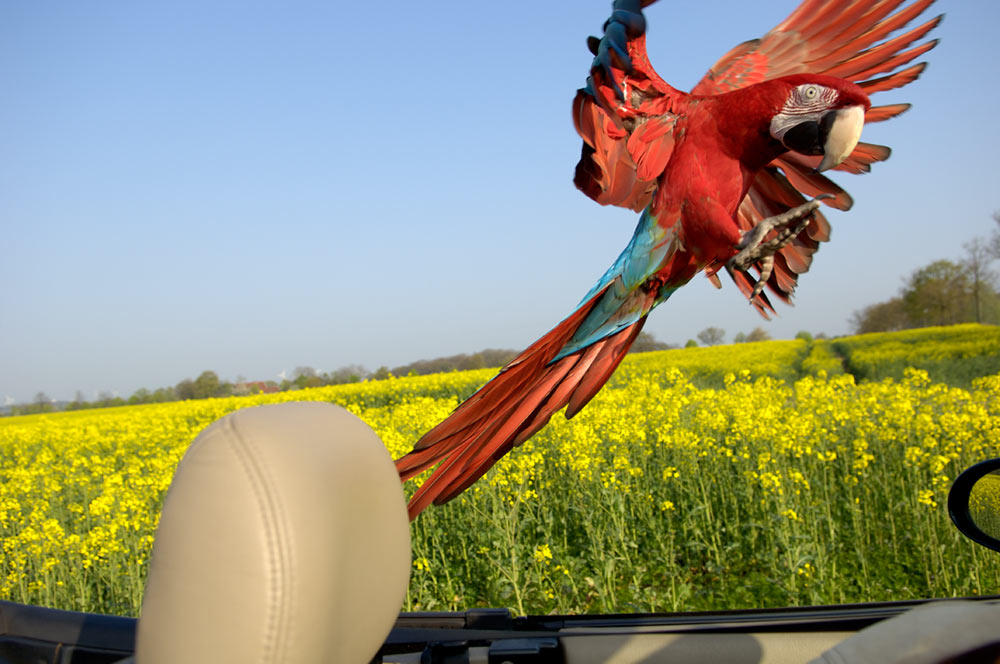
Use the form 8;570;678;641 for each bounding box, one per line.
816;105;865;173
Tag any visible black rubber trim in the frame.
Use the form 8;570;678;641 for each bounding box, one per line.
948;458;1000;553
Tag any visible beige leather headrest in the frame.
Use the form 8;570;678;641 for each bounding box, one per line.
136;402;410;663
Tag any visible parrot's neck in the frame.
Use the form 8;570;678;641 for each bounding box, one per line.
709;88;791;176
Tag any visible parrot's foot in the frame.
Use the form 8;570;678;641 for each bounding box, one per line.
726;196;830;303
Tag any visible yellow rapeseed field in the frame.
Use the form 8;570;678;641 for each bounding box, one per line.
2;326;999;616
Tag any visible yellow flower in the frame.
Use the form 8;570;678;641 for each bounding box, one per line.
533;544;553;564
917;489;938;509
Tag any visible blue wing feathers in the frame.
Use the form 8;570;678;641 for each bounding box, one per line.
554;209;676;360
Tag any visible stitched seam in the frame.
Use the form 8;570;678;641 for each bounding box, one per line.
225;416;294;663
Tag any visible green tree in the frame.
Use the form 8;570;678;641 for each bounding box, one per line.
629;332;671;353
292;367;322;389
191;371;222;399
152;387;176;402
391;350;517;376
902;260;972;327
175;379;195;400
991;211;1000;259
851;297;908;334
67;390;88;411
745;327;772;343
697;327;725;346
30;392;53;414
328;365;368;384
851;240;1000;332
963;236;999;324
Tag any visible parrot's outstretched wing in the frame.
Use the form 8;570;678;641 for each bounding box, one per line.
572;0;688;213
692;0;942;314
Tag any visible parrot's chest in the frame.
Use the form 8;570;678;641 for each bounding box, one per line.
656;143;747;265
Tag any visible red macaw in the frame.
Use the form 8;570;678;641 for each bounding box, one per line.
396;0;940;520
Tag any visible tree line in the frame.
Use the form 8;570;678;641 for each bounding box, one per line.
8;333;694;416
15;207;996;421
851;214;1000;333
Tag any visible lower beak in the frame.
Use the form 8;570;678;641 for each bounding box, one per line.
816;105;865;173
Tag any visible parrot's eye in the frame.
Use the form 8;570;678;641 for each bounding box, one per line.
802;85;819;100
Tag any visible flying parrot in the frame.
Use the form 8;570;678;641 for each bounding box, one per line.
396;0;941;520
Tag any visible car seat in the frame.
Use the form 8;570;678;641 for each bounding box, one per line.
133;401;410;663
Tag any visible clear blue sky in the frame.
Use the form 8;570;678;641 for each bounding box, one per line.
2;0;997;404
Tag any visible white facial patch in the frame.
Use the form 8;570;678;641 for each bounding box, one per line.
769;84;839;142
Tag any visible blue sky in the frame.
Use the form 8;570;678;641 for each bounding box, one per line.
2;0;997;404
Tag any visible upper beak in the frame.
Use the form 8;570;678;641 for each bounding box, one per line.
816;105;865;173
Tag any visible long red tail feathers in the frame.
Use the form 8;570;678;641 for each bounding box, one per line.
395;290;648;520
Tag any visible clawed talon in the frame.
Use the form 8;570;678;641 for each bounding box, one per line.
726;196;831;303
589;0;647;100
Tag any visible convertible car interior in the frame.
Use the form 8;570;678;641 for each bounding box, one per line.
1;402;998;663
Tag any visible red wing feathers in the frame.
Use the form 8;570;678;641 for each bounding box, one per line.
396;288;648;520
778;160;853;211
728;165;837;313
627;116;678;183
825;32;939;82
573;90;656;211
696;0;940;92
573;25;686;211
811;2;938;71
858;62;927;94
865;103;910;123
566;317;646;419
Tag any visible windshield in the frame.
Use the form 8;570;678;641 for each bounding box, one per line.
2;326;998;617
1;0;998;620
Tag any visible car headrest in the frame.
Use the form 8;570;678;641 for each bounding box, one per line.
809;599;1000;664
135;401;410;663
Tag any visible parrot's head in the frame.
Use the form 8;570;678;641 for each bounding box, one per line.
767;75;871;173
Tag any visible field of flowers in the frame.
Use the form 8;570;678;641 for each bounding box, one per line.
2;325;999;616
834;323;1000;386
